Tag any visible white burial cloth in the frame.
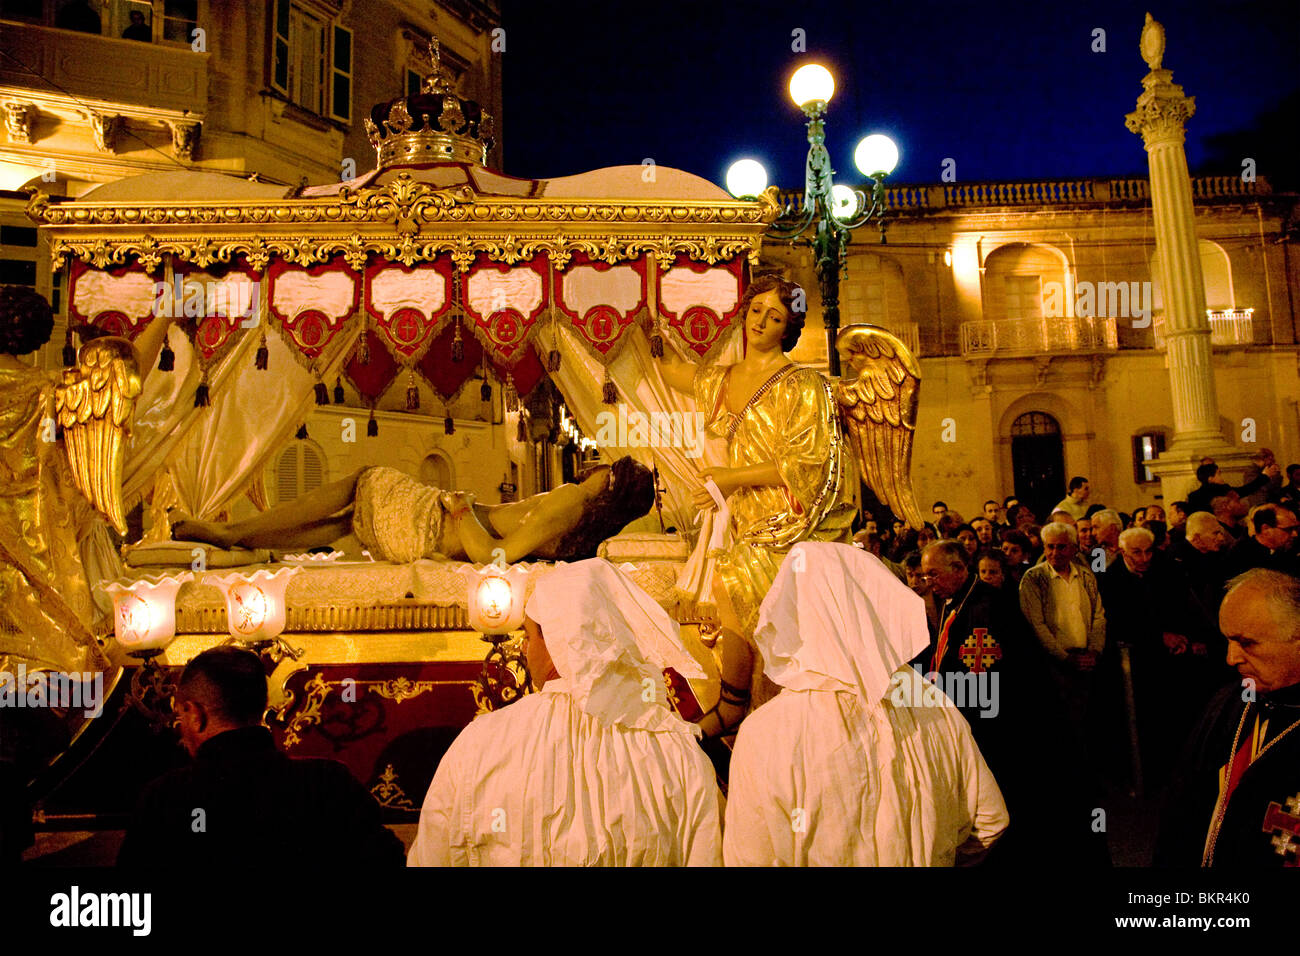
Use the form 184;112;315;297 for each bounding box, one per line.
408;559;722;866
723;542;1009;866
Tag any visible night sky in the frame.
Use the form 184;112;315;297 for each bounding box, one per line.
499;0;1298;189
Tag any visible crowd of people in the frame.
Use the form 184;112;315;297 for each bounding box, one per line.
103;450;1300;868
851;449;1300;865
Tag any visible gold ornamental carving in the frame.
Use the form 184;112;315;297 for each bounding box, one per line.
370;764;415;810
282;673;331;749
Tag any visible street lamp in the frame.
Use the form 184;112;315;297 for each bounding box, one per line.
726;62;899;376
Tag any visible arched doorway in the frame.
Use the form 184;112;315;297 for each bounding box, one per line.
419;452;453;490
1010;411;1064;522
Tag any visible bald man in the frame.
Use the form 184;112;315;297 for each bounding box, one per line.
1157;570;1300;866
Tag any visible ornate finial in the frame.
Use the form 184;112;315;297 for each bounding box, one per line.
422;35;453;94
1140;12;1166;71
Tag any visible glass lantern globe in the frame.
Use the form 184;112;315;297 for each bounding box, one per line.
725;159;768;199
789;64;835;108
830;184;861;221
854;134;899;178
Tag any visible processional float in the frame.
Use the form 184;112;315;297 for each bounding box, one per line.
12;41;924;823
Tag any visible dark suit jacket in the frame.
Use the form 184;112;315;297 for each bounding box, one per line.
118;726;405;868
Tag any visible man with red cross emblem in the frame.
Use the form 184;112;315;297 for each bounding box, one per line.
1157;568;1300;866
916;541;1102;865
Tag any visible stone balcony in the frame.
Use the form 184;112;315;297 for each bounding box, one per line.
960;315;1118;357
0;19;207;117
774;175;1268;214
1152;310;1258;349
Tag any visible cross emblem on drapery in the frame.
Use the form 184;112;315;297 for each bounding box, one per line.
1263;794;1300;865
960;628;1002;674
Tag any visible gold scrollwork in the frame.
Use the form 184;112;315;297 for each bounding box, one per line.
282;672;331;749
48;233;762;273
27;172;768;232
370;676;439;704
370;764;415;810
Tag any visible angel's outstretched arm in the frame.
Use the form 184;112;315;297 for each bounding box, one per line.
656;344;697;395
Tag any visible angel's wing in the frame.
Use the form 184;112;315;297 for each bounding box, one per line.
55;336;142;535
834;325;925;530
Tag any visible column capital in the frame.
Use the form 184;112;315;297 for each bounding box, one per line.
1126;71;1195;147
1124;14;1195;148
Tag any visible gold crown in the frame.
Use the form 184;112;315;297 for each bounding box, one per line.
363;38;495;168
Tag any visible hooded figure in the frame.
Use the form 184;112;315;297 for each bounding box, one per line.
408;559;722;866
723;543;1009;866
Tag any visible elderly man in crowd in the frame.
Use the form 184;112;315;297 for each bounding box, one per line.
1090;509;1123;568
1098;526;1196;786
407;560;721;866
724;543;1009;866
1209;490;1251;543
1157;570;1300;867
916;540;1100;864
1225;504;1299;578
1020;522;1107;752
1176;511;1237;692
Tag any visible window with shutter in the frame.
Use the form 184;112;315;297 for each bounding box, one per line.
330;24;352;123
272;440;328;504
275;446;298;505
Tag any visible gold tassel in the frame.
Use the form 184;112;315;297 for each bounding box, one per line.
602;370;617;405
254;331;268;370
547;348;561;372
406;370;420;410
358;331;370;365
451;273;465;362
504;372;518;412
517;413;527;443
649;331;664;358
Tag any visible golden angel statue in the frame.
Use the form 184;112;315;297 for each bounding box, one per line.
0;286;176;676
657;274;923;738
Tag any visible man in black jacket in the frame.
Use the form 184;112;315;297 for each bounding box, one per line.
916;541;1104;865
118;647;405;868
1157;569;1300;867
1224;505;1299;579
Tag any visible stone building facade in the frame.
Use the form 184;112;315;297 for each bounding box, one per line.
774;175;1299;519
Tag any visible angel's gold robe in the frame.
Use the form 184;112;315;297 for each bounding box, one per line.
694;363;856;636
0;365;109;675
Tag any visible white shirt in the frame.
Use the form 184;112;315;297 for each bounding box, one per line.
1052;497;1089;520
723;668;1009;866
1046;564;1090;650
407;680;723;866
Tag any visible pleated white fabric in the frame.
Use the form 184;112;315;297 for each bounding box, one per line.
723;543;1009;866
407;681;723;866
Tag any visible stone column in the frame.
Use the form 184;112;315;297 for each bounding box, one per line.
1124;14;1246;502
